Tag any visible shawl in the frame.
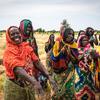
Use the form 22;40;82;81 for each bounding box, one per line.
3;26;38;79
53;38;78;57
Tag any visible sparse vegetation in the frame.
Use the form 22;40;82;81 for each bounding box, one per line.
0;31;100;100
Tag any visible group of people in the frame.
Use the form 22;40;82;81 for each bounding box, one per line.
45;21;100;99
3;19;100;100
3;19;57;100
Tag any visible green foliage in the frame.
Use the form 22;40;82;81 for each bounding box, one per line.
97;31;100;34
36;28;45;33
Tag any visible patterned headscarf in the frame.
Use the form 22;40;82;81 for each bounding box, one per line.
19;19;33;39
77;35;91;52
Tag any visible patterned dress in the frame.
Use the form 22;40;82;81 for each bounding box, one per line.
75;35;97;100
51;38;79;99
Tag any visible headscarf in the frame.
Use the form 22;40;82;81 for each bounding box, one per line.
48;34;55;43
53;28;78;57
3;26;38;79
77;30;85;41
19;19;33;39
61;28;74;41
85;27;94;37
77;35;91;52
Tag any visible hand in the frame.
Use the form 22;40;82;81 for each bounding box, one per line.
33;81;44;95
61;46;66;53
48;76;58;92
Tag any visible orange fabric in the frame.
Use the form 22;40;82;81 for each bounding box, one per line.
52;59;67;70
3;27;39;79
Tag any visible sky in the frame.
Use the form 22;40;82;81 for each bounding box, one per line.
0;0;100;31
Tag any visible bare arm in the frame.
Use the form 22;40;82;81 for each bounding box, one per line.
34;61;49;79
14;67;37;85
14;67;44;94
34;61;58;91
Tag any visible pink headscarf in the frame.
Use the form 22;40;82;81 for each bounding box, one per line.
77;35;91;52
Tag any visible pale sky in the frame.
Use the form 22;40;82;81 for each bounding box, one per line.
0;0;100;31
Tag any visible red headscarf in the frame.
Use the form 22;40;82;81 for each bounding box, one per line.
3;26;38;79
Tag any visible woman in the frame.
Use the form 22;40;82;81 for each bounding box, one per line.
51;28;79;99
76;35;97;100
45;34;55;74
45;34;55;53
3;26;54;100
76;30;85;42
85;27;98;47
19;19;39;57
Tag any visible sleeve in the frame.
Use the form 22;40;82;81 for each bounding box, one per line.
3;52;25;79
31;51;39;63
45;42;49;53
53;41;60;57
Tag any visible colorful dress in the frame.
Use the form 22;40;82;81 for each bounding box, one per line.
51;37;79;99
94;45;100;92
75;35;96;100
45;39;55;74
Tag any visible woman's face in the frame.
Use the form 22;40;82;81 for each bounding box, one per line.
81;37;89;47
26;23;32;36
50;34;55;41
79;31;85;36
9;27;22;44
64;31;74;43
88;28;94;36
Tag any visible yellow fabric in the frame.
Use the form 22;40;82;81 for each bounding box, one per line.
53;39;78;57
94;45;100;89
89;60;94;72
97;58;100;74
53;41;60;57
95;59;100;89
62;40;78;49
94;45;100;55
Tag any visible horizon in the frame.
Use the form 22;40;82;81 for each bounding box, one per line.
0;0;100;31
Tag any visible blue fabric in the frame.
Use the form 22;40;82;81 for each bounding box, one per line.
51;52;67;62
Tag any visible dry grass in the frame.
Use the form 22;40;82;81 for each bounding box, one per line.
0;32;99;100
0;32;54;100
0;32;58;94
